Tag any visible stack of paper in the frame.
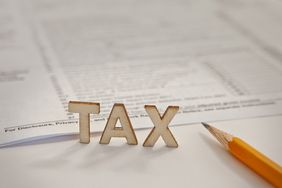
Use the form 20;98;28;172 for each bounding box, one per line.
1;0;282;147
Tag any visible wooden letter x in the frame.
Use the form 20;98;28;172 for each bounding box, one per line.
68;101;100;144
100;103;138;145
143;105;179;147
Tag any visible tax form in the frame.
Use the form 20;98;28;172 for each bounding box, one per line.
0;0;282;146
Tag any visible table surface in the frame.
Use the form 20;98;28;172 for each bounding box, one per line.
0;115;281;188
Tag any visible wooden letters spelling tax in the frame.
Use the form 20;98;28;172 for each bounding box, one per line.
68;101;179;147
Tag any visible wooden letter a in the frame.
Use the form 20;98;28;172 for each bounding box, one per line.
99;103;138;145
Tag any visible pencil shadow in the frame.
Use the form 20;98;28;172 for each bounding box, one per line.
199;133;269;187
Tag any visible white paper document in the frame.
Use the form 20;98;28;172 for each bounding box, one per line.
1;0;282;146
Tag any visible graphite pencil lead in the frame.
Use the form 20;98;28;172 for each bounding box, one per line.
201;122;210;129
202;122;233;150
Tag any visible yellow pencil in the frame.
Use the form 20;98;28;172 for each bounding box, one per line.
202;122;282;188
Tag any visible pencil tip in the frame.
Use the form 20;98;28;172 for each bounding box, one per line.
201;122;210;129
201;122;233;149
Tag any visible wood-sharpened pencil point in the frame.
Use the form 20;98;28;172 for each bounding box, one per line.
201;122;210;129
201;122;233;150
